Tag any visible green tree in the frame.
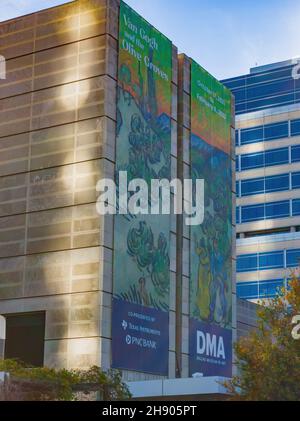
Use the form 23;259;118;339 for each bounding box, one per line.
225;274;300;401
0;360;131;401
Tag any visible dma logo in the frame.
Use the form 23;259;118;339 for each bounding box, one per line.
196;330;226;360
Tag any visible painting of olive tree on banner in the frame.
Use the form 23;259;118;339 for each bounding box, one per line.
113;1;172;312
190;61;232;329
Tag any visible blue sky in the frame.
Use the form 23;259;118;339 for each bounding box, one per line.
1;0;300;80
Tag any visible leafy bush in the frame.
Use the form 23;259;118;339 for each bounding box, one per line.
224;274;300;401
0;359;131;401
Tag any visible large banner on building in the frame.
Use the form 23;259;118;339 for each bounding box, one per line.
189;61;232;377
112;1;172;375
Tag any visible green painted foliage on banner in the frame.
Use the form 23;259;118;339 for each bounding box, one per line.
190;61;232;329
113;2;172;311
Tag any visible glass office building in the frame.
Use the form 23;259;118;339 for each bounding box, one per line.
223;58;300;302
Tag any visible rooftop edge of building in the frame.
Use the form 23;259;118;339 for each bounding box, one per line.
0;0;75;25
222;57;300;83
250;57;300;74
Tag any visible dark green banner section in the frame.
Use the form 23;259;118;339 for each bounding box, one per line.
191;62;231;154
189;60;233;377
112;1;172;375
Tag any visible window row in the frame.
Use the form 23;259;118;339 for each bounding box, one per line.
236;199;300;224
224;65;296;91
236;145;300;172
237;279;286;300
235;118;300;146
235;93;300;115
223;65;300;116
237;249;300;272
236;171;300;197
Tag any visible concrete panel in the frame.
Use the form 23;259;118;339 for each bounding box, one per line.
44;336;100;370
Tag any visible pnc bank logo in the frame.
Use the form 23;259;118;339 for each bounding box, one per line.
196;330;226;360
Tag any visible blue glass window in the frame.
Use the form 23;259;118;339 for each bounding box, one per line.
224;75;246;90
240;201;290;223
236;207;240;224
236;181;240;197
241;204;264;222
235;130;239;146
265;148;289;166
291;119;300;137
264;121;289;141
292;199;300;216
259;251;284;270
237;280;285;300
237;249;300;272
292;172;300;189
237;282;259;300
265;201;290;219
286;249;300;268
245;94;294;114
259;280;284;298
236;159;239;172
240;172;300;192
240;148;289;171
237;254;258;273
240;152;264;170
233;90;247;103
241;174;289;196
241;177;264;196
265;173;289;193
247;67;293;85
247;79;294;100
240;126;264;145
222;64;299;116
291;145;300;163
236;103;246;114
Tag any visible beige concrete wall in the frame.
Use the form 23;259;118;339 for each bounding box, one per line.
0;0;179;379
236;108;300;130
0;0;118;370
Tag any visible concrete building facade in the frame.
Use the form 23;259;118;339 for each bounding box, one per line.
0;0;122;371
0;0;236;397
